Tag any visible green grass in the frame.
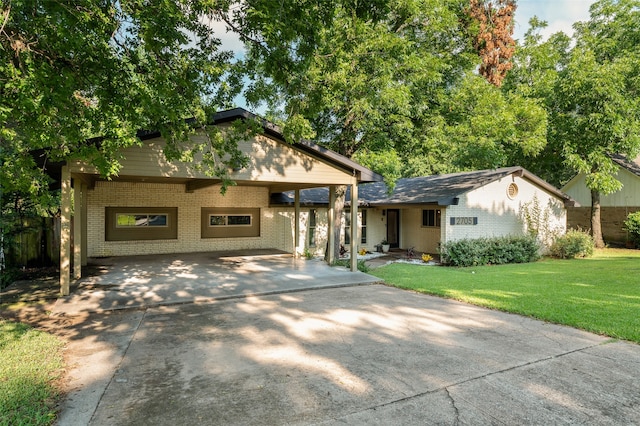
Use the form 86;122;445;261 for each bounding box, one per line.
0;321;64;426
371;248;640;343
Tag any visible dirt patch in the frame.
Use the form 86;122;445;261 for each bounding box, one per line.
0;270;86;334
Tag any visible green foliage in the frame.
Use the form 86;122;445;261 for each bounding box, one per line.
439;235;540;267
505;0;640;246
519;194;563;248
370;248;640;343
442;73;547;171
1;1;245;206
352;149;403;191
303;248;315;260
550;229;595;259
0;321;65;425
623;211;640;247
332;258;370;273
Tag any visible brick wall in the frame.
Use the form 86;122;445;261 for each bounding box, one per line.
87;181;284;257
567;206;640;244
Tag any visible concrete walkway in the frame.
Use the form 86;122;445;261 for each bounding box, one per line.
55;284;640;425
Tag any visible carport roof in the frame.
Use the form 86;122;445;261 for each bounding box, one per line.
37;108;382;185
271;166;576;207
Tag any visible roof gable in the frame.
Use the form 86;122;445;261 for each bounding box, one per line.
272;166;575;207
213;108;381;183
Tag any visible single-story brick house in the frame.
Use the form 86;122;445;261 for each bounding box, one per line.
562;154;640;244
271;167;575;255
52;108;381;294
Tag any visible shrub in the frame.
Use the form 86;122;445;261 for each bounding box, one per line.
332;258;370;273
623;211;640;248
550;229;594;259
439;235;540;267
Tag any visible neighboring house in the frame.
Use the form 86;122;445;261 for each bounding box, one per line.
562;154;640;244
272;167;574;255
48;108;381;294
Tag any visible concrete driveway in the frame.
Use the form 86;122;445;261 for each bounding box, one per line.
53;251;379;315
55;283;640;425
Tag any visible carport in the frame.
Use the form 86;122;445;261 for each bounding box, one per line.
53;250;380;315
54;108;381;296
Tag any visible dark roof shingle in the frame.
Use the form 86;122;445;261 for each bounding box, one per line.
271;166;575;207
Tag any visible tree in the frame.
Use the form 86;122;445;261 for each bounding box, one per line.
0;1;251;193
225;0;475;259
501;18;573;187
441;72;547;171
0;1;251;272
467;0;517;87
507;0;640;247
554;0;640;247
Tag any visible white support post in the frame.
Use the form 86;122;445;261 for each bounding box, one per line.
327;186;336;264
60;166;71;296
294;189;301;257
350;179;359;272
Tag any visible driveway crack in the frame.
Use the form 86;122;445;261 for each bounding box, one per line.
333;341;608;423
445;387;460;425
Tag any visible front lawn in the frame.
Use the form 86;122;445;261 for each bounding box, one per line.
370;248;640;343
0;320;64;426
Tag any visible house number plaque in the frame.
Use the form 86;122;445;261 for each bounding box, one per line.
450;217;478;225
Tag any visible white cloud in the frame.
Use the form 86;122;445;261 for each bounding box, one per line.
514;0;593;41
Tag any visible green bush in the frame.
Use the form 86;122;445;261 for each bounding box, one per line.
439;235;540;267
550;229;594;259
623;211;640;248
332;258;370;273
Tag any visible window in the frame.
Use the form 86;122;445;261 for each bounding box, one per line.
308;209;317;247
105;207;178;241
422;209;441;227
201;208;260;238
209;214;252;227
116;214;168;227
361;209;367;244
344;209;367;244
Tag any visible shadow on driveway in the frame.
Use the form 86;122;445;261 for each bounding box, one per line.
56;284;640;425
53;250;379;315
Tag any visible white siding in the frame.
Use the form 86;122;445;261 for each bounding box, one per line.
443;175;566;246
563;167;640;207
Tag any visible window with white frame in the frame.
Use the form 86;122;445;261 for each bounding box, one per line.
201;207;260;238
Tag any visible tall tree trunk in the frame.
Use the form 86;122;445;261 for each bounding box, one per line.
591;189;605;248
324;185;346;264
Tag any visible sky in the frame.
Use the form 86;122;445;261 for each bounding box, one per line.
513;0;595;41
214;1;598;110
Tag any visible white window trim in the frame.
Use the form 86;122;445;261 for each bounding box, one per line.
208;214;253;227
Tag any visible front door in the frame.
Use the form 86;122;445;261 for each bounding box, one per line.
387;209;400;248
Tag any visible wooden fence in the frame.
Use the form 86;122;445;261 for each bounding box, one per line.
4;216;60;268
